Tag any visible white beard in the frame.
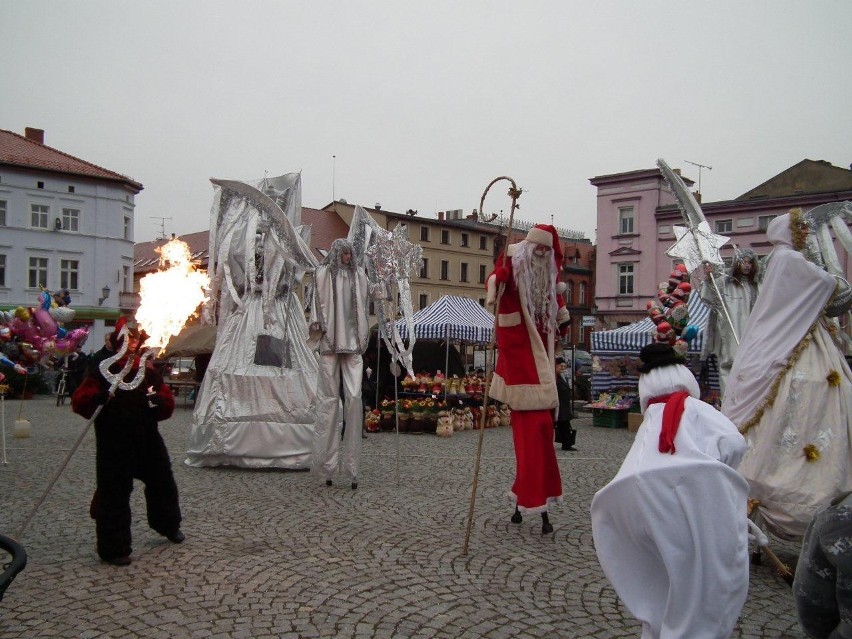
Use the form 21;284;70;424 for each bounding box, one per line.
512;241;558;333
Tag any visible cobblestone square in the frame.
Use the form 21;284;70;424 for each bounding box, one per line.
0;396;803;638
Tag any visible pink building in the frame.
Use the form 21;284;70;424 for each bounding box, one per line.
590;159;852;330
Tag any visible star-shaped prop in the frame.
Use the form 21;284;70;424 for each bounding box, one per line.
391;223;423;279
666;221;729;273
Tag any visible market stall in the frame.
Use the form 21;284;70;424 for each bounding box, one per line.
591;294;720;408
363;295;503;435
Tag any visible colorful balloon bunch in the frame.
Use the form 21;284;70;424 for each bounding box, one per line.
0;289;89;373
646;263;699;356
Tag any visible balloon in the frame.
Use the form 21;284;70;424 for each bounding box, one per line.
683;325;699;342
39;290;52;310
33;307;58;337
14;307;30;321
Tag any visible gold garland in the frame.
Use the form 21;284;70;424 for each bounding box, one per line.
738;321;819;435
789;208;808;252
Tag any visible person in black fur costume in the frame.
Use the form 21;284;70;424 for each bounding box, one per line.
72;319;183;566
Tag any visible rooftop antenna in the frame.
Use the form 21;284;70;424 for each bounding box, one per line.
149;216;172;240
684;160;712;196
332;155;336;203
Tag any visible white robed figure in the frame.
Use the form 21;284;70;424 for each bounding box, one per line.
722;209;852;540
309;239;371;488
186;174;320;469
592;343;749;639
699;248;760;396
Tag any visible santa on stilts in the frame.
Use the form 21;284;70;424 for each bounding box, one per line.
486;224;569;534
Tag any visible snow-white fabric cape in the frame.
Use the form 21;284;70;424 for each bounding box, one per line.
186;176;320;469
722;213;852;539
591;364;749;639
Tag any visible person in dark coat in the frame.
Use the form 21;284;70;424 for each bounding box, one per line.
554;357;576;451
71;320;183;566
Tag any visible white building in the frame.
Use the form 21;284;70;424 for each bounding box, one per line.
0;127;142;349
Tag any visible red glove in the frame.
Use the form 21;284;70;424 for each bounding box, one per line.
493;266;510;284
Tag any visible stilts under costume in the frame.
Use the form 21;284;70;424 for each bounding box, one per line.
722;210;852;540
71;322;182;565
310;238;370;488
591;343;749;639
486;224;569;530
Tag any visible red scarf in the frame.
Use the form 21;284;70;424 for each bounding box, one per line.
647;391;689;454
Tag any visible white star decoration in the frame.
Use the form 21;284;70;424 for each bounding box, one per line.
666;221;730;273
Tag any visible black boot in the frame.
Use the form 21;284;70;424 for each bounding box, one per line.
541;512;554;535
510;506;523;524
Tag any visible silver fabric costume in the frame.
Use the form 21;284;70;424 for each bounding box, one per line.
310;239;370;484
186;174;320;469
700;248;760;396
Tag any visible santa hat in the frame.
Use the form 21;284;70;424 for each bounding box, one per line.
525;224;563;267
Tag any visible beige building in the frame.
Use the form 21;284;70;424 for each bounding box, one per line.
322;201;500;311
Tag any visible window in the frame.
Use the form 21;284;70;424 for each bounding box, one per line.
419;294;428;310
618;206;634;235
419;258;429;279
479;264;487;284
28;256;48;288
37;181;44;189
68;185;75;193
123;216;132;241
368;300;375;315
62;208;80;232
658;224;671;234
565;281;573;305
578;325;585;342
460;233;469;248
440;260;449;280
460;262;469;282
0;200;6;225
758;215;777;231
479;235;487;250
579;282;587;305
0;254;6;287
60;259;79;290
420;226;430;242
618;263;634;295
122;266;131;292
715;219;733;233
441;229;450;245
479;297;486;307
31;204;49;229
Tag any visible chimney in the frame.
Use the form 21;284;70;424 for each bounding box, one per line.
693;191;702;203
374;203;382;211
438;211;445;220
672;167;681;176
25;127;44;144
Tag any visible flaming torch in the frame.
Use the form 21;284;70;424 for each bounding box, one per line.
16;238;209;539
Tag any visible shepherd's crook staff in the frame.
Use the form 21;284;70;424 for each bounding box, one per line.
463;176;521;555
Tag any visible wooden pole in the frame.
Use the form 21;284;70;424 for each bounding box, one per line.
463;177;521;555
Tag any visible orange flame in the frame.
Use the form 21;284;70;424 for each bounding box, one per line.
136;238;210;349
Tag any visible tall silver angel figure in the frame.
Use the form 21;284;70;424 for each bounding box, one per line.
186;173;321;469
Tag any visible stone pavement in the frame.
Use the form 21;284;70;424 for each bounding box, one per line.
0;396;804;638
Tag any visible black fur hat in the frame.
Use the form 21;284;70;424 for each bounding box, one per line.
638;342;685;374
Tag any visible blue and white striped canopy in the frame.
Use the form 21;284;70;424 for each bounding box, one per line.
591;293;711;353
395;295;494;343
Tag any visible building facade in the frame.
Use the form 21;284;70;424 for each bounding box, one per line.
323;201;595;349
591;159;852;331
0;127;142;348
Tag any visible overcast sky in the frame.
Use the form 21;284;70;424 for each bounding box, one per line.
2;1;850;243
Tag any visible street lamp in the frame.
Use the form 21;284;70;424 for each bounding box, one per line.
98;285;111;306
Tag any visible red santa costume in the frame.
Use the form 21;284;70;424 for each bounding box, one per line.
486;224;569;523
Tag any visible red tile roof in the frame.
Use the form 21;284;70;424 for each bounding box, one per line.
0;129;142;191
133;208;350;272
300;207;351;259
